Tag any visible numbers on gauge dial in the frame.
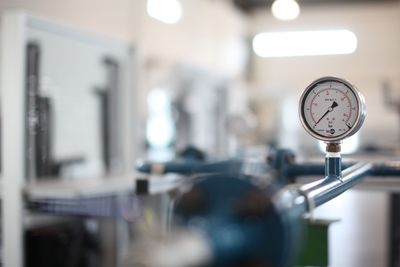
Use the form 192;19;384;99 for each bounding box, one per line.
302;81;359;138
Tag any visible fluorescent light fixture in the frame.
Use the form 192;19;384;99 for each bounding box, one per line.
253;30;357;57
147;0;182;24
271;0;300;21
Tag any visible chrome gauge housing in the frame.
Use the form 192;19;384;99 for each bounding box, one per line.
299;76;366;142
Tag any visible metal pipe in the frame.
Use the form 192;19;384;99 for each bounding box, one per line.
136;160;243;175
325;156;342;178
288;162;400;178
370;162;400;176
137;155;400;179
287;162;353;177
136;159;271;176
298;162;373;209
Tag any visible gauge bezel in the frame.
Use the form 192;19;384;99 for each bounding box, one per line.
299;76;366;142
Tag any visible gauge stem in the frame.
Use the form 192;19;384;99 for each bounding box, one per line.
325;143;342;179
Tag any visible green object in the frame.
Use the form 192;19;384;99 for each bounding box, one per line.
295;218;338;267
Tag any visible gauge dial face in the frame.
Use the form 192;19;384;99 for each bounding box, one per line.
299;77;365;142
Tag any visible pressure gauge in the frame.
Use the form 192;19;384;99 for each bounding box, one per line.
299;77;366;143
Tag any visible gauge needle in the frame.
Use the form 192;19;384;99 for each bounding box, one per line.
314;101;338;127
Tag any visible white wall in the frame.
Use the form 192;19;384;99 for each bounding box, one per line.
315;189;389;267
0;0;142;42
0;0;247;78
0;0;250;157
249;2;400;149
138;0;247;77
249;4;398;267
2;1;399;146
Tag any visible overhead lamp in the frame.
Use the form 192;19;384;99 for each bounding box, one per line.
271;0;300;21
252;30;358;57
147;0;182;24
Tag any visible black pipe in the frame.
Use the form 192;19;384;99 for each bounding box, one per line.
36;96;53;176
25;42;41;180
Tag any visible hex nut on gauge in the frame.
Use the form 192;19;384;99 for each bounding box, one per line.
326;143;341;153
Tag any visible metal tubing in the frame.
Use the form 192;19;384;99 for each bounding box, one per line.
288;162;400;178
136;154;400;181
136;159;271;176
287;163;352;177
371;162;400;177
298;162;373;209
325;156;341;178
136;160;244;175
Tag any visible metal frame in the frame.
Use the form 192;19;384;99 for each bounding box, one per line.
294;162;373;210
1;12;28;267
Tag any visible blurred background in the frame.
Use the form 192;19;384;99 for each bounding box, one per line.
1;0;400;267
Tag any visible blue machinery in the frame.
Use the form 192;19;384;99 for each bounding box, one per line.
26;77;400;266
135;77;400;267
28;76;400;266
136;149;400;267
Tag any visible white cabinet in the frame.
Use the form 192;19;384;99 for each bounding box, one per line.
0;11;136;267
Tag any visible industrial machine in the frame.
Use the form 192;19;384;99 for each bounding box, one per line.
133;77;400;267
26;77;400;266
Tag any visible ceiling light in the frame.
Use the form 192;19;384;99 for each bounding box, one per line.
147;0;182;24
271;0;300;21
252;30;357;57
